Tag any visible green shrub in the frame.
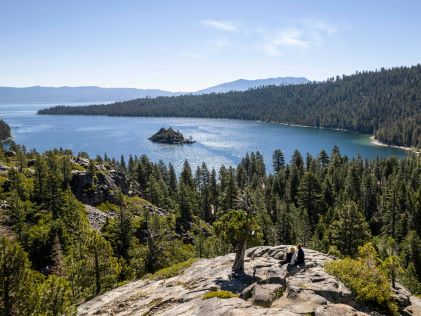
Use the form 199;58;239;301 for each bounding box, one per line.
202;290;239;300
147;258;198;280
327;245;342;258
325;243;398;315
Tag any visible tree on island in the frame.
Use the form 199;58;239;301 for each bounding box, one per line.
149;127;194;144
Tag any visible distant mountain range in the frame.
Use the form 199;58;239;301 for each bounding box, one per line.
0;86;176;103
0;77;309;102
196;77;309;94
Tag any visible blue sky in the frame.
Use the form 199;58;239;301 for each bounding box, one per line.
1;0;420;91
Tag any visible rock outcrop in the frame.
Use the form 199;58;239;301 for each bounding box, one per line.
70;161;131;205
84;204;115;230
77;246;417;315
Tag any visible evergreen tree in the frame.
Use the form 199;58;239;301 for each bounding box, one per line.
33;154;48;203
330;201;371;256
275;201;297;245
0;237;36;316
272;149;285;174
214;191;261;274
168;163;178;195
297;171;324;229
36;275;75;316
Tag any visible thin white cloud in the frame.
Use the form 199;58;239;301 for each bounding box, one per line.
198;18;339;57
201;19;238;32
261;20;337;57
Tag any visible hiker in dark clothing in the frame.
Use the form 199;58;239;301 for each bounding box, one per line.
295;243;305;266
282;246;296;265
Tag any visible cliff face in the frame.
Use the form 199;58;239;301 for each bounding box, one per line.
77;246;420;316
70;157;133;205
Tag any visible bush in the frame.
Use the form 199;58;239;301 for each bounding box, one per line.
325;243;398;315
147;258;198;280
202;290;239;300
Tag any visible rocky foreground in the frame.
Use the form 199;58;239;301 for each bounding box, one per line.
78;246;421;316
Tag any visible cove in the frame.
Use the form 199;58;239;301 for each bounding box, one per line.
0;102;407;172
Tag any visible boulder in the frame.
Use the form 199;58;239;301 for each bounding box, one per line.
391;283;411;308
240;283;255;300
27;159;36;167
314;304;369;316
273;290;327;314
0;164;8;171
286;267;354;306
402;296;421;316
249;284;283;307
4;150;16;157
75;156;90;167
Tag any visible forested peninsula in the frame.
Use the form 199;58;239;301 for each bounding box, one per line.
38;65;421;148
0;120;11;142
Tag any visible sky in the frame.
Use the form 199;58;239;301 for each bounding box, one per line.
1;0;421;92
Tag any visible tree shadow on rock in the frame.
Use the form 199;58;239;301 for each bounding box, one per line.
214;273;260;294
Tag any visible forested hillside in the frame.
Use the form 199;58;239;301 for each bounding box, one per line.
0;140;420;313
0;120;11;141
39;65;421;148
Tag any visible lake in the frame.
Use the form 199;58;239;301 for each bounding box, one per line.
0;102;407;172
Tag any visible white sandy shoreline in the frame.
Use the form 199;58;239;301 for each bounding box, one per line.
370;136;420;154
262;119;420;154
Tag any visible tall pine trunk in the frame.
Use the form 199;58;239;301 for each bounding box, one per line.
232;239;247;273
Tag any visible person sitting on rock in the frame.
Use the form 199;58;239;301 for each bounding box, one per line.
295;243;305;267
281;246;297;265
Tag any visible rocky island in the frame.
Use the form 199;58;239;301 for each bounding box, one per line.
149;127;195;144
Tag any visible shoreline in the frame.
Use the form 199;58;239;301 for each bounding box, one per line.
262;119;419;154
370;136;420;154
260;120;349;132
0;136;13;143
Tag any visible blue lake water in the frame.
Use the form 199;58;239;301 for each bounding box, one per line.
0;102;407;172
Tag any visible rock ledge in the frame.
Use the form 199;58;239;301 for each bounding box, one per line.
78;246;416;315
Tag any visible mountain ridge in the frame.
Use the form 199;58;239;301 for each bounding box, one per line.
196;77;310;94
0;86;178;103
0;76;309;102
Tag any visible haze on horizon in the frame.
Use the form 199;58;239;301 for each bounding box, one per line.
1;0;421;92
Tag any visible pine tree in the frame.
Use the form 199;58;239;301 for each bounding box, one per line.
51;234;65;277
330;201;371;256
180;160;194;188
214;191;261;274
297;171;324;229
33;154;48;202
168;163;178;195
177;182;194;231
275;201;297;245
120;154;126;172
0;237;37;316
36;275;75;315
318;149;330;168
272;149;285;174
65;231;120;298
89;232;120;294
7;191;28;241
